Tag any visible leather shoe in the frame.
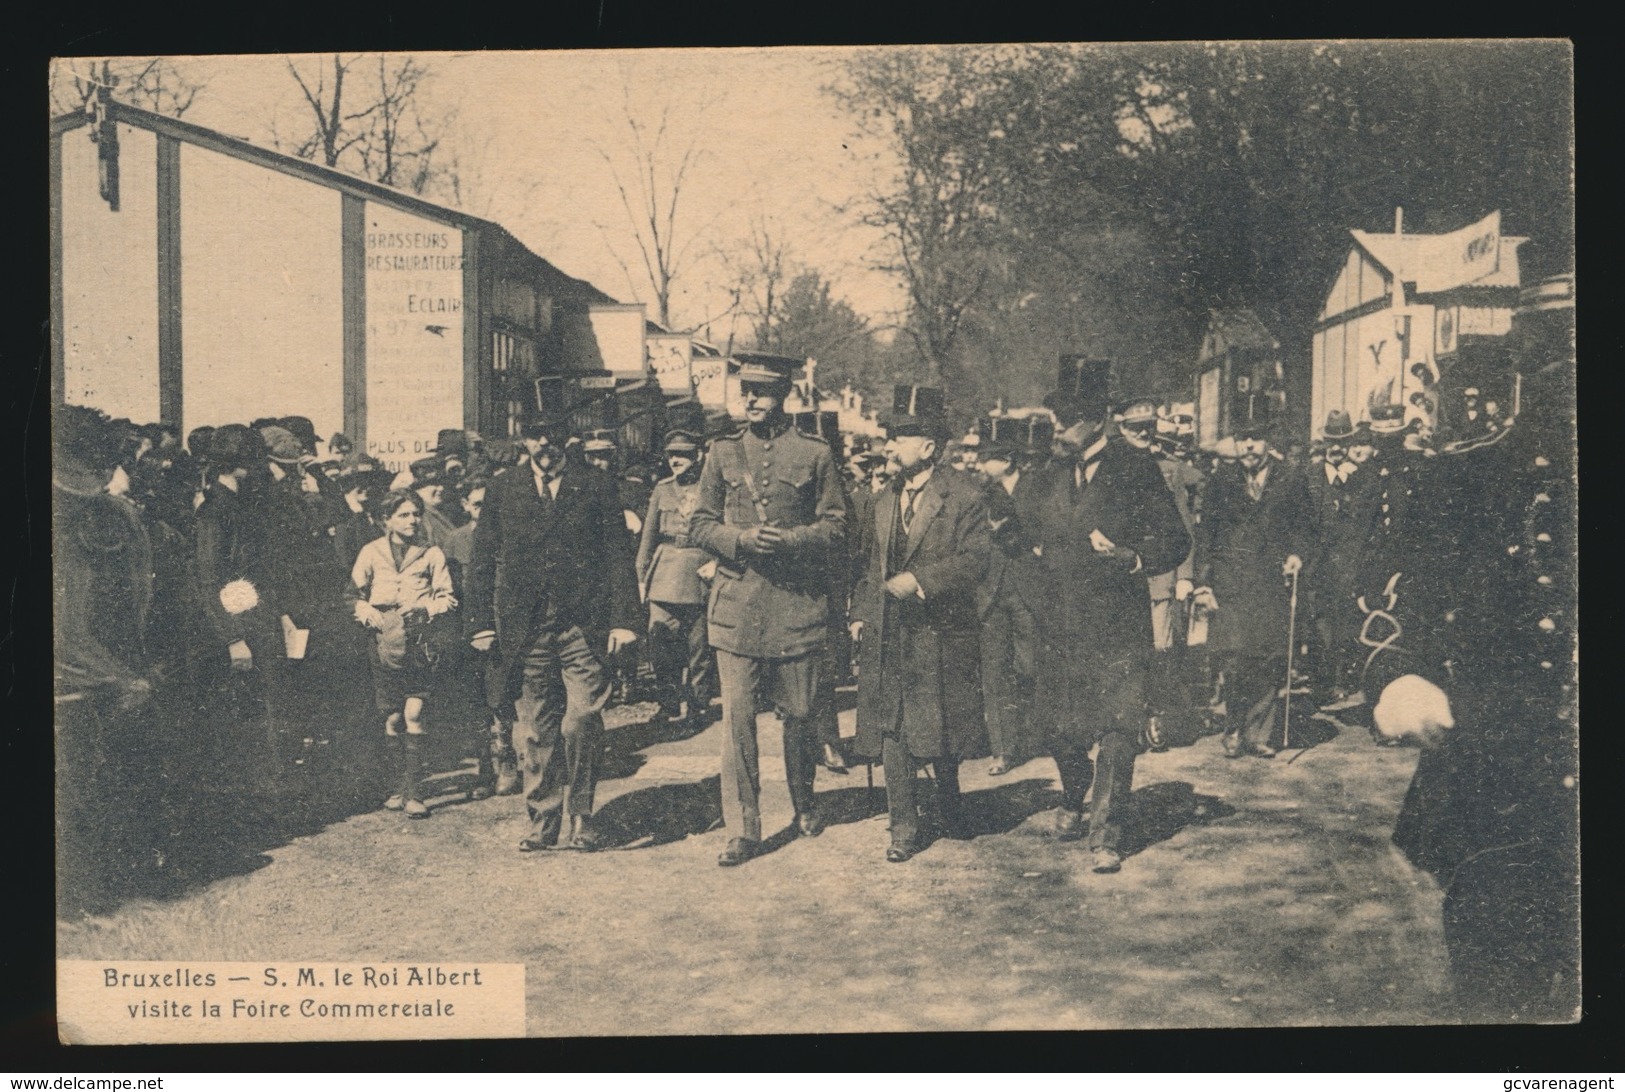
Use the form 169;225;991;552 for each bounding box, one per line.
1052;809;1085;842
1220;730;1244;758
1091;848;1123;874
560;815;603;852
795;811;825;838
885;841;916;863
819;743;849;774
468;782;495;801
518;818;562;852
1249;743;1278;759
717;838;759;867
987;755;1012;777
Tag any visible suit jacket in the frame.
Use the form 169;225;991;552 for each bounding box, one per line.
1196;460;1315;654
690;422;847;659
466;462;640;701
852;466;991;759
1022;438;1192;656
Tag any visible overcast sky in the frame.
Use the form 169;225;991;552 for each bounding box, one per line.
116;48;909;342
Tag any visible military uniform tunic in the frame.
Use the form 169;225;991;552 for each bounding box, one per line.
691;423;847;659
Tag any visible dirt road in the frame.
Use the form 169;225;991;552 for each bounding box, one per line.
57;700;1451;1034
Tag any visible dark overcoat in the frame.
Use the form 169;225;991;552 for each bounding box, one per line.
1360;374;1578;1009
1196;460;1316;654
465;462;640;708
1020;439;1191;737
975;472;1043;620
852;467;991;760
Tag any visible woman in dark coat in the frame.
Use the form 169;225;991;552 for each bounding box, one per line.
1196;426;1315;757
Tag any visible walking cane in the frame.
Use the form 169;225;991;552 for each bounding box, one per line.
1283;567;1300;750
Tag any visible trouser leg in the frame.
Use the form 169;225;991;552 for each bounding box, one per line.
981;603;1017;757
648;602;685;707
882;734;920;845
685;606;716;707
1088;731;1137;852
1052;742;1094;814
932;756;962;826
1087;654;1147;851
514;632;566;837
768;653;822;818
553;626;610;819
715;649;763;841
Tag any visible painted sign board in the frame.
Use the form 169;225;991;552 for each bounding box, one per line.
362;203;466;473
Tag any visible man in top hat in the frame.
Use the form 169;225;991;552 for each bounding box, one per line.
850;386;991;861
1194;422;1314;758
689;352;847;866
635;429;718;730
1308;409;1383;707
1027;356;1191;873
974;413;1051;776
465;414;641;851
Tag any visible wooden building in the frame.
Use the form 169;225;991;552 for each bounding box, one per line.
51;95;671;471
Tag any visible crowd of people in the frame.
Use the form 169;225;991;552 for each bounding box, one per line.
55;315;1576;1019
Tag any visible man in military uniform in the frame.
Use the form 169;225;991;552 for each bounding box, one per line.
690;352;847;867
1367;275;1577;1021
1026;357;1191;874
974;413;1050;776
635;430;716;730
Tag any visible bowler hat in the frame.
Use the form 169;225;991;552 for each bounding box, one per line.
1322;409;1357;441
882;385;947;438
1044;355;1113;424
409;458;447;487
734;351;800;387
277;416;319;454
430;428;469;456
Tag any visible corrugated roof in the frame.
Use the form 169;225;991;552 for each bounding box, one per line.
1351;229;1526;293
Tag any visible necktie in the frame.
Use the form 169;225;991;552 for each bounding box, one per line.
901;485;923;535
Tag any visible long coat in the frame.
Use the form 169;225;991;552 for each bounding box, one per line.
852;467;991;759
1021;439;1191;737
1196;460;1316;654
689;423;847;660
1022;440;1192;652
466;462;640;708
1360;371;1578;1010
